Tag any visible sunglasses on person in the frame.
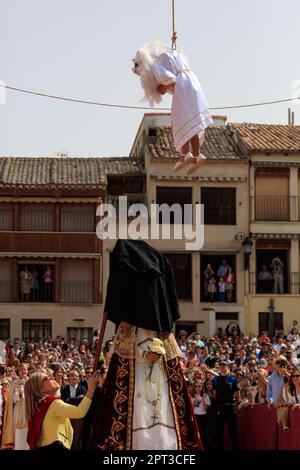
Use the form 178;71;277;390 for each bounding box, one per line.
292;374;300;378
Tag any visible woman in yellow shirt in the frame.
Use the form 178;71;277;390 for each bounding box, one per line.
24;370;98;450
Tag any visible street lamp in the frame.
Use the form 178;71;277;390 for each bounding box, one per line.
242;237;253;270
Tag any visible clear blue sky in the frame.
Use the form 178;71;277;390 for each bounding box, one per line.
1;0;300;157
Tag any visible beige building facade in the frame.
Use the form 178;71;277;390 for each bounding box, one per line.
1;117;300;343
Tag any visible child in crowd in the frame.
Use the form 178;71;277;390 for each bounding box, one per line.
218;277;226;302
208;276;217;302
132;40;213;174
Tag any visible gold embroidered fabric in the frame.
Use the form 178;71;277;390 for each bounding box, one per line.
112;321;181;361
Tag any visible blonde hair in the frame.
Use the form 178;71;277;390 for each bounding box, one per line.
132;40;169;106
24;372;46;422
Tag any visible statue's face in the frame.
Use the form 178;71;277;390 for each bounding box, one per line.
132;52;142;76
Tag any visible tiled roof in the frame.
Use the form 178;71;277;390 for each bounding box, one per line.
147;125;247;160
0;157;144;190
232;123;300;153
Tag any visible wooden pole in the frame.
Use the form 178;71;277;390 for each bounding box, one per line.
93;310;108;372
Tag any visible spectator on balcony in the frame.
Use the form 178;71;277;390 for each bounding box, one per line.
218;277;226;302
208;276;217;302
257;265;273;293
19;266;32;302
224;267;235;303
43;265;53;302
271;257;284;294
31;268;40;302
203;264;214;299
217;259;230;280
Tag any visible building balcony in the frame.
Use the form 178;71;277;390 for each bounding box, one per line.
0;280;95;303
0;232;101;254
251;196;300;222
250;272;300;295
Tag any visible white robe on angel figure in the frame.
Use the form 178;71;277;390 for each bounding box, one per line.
133;41;213;151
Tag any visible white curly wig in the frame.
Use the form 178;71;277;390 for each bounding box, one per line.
132;40;169;106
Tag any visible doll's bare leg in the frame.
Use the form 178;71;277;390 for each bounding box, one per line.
186;133;206;174
173;142;194;171
191;135;200;157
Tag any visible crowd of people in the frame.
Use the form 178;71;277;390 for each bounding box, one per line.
1;320;300;450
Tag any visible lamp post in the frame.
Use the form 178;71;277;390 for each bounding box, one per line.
242;237;253;271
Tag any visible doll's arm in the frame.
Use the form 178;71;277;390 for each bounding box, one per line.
152;52;176;86
157;83;175;95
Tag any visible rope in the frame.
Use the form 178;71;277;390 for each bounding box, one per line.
171;0;177;50
1;83;300;111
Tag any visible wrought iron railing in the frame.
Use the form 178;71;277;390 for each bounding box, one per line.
250;272;300;294
251;196;300;222
60;281;94;303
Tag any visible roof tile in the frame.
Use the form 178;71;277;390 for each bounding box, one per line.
0;157;144;190
147;125;247;160
232;123;300;152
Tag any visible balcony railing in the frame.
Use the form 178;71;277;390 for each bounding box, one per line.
251;196;300;222
0;280;95;303
0;281;12;302
60;281;94;303
0;209;14;231
250;272;300;294
20;209;55;231
19;282;54;302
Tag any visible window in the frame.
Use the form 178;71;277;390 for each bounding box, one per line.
22;319;52;342
156;187;192;224
60;260;94;303
201;187;236;225
20;204;55;231
163;253;192;300
256;249;288;294
215;314;239;335
216;312;239;321
175;322;198;337
107;177;124;196
0;319;10;339
67;327;93;345
259;312;283;338
0;259;12;302
124;177;144;193
148;128;157;137
61;204;95;232
201;255;236;302
0;203;13;230
18;263;55;302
